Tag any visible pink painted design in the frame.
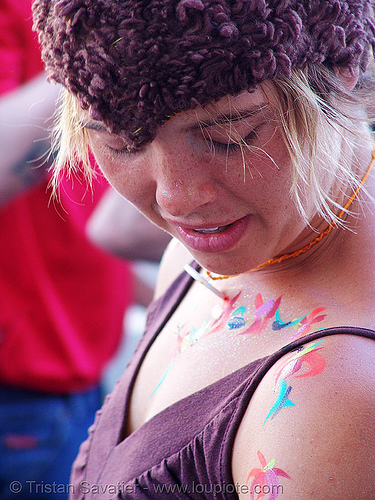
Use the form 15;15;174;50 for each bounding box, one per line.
247;450;291;500
152;292;235;394
263;340;326;421
275;339;326;384
151;326;189;395
240;294;282;335
290;307;327;340
208;291;242;335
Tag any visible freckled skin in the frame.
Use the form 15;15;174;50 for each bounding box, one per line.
87;89;316;276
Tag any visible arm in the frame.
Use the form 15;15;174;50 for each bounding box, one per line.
86;187;172;262
0;73;60;204
232;334;375;499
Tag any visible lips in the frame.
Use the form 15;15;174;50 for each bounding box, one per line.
174;216;250;253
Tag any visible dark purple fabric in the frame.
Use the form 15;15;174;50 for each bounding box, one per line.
32;0;375;149
70;264;375;499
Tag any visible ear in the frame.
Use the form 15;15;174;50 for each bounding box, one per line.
334;65;359;90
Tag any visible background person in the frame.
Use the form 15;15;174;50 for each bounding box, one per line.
0;2;134;498
86;187;172;393
87;187;171;263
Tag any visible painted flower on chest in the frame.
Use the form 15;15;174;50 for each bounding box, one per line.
247;450;291;500
151;292;327;394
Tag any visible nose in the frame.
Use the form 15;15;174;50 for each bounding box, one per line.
153;142;218;218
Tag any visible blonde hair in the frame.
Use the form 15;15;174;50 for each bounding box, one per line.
51;64;375;224
51;91;92;190
270;65;374;225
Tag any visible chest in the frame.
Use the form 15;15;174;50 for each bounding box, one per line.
126;281;330;435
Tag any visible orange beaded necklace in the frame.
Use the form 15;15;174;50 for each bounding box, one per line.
207;149;375;281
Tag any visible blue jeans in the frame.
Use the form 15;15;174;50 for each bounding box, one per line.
0;385;101;499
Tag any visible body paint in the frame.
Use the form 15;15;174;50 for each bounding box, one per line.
272;309;306;330
275;339;326;383
152;293;240;393
208;292;241;334
264;379;295;423
151;326;188;395
152;291;326;394
289;307;327;340
265;339;326;422
152;319;211;394
227;306;247;329
239;294;282;335
247;450;291;500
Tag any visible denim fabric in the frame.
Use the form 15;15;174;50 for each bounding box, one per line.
0;385;101;499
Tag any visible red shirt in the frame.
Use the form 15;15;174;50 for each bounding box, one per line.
0;0;43;92
0;0;134;393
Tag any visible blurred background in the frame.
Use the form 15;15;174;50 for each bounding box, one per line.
0;1;170;498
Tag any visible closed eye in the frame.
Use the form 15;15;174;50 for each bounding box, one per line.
212;130;259;153
84;122;136;157
105;144;134;157
202;126;261;156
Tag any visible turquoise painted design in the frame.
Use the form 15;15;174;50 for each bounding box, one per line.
152;291;327;395
264;339;326;422
264;379;295;423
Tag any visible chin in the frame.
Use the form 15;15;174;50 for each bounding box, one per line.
194;253;256;277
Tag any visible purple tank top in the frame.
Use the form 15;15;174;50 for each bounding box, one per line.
70;264;375;499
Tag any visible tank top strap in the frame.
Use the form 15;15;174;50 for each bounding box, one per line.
218;326;375;487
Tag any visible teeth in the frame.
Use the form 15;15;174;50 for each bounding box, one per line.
195;225;228;234
195;227;220;233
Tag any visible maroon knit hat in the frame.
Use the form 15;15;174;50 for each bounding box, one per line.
33;0;375;149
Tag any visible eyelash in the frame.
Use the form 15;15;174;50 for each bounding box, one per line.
105;144;135;157
103;125;260;157
207;129;259;155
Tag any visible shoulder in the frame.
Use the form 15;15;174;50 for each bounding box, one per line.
153;238;194;299
232;333;375;499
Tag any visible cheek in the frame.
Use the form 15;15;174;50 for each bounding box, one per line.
231;138;294;203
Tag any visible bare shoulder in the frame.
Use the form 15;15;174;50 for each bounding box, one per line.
153;238;194;299
232;333;375;499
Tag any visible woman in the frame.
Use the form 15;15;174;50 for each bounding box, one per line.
33;0;375;498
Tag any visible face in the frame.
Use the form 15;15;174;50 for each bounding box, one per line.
86;86;315;275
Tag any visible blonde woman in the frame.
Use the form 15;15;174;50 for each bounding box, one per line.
34;1;375;498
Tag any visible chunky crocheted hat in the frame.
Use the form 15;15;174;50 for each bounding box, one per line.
33;0;375;149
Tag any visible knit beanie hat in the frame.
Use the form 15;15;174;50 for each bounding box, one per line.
33;0;375;149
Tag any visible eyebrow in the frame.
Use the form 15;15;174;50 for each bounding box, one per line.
195;103;269;129
83;121;110;132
